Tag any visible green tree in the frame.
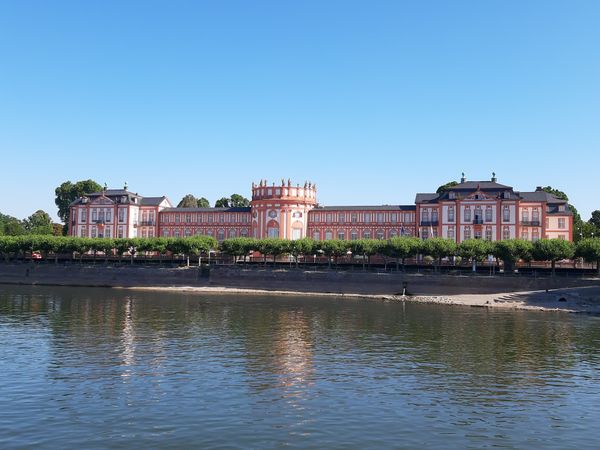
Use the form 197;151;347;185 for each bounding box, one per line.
197;197;210;208
221;237;255;264
0;213;25;236
215;194;250;208
288;238;316;268
52;223;64;236
576;238;600;276
349;239;383;270
589;210;600;229
383;237;422;271
229;194;250;207
421;238;457;272
24;210;54;235
317;239;349;269
215;197;230;208
532;238;575;276
0;236;20;261
458;239;493;272
178;194;199;208
54;180;102;232
436;181;458;194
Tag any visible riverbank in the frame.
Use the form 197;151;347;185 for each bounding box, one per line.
2;264;599;313
120;284;600;313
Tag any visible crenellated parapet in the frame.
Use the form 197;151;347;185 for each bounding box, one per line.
250;179;317;239
251;179;317;204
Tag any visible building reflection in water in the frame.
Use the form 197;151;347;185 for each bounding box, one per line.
119;297;135;378
243;308;315;406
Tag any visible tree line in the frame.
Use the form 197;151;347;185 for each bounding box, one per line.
2;235;600;276
0;211;62;236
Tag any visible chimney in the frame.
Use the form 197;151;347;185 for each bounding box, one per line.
491;172;497;182
535;186;543;191
460;172;466;183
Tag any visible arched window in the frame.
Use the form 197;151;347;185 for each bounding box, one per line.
313;230;320;241
503;226;510;240
351;229;358;240
217;229;225;241
363;230;371;239
228;229;236;238
325;230;333;240
376;229;385;240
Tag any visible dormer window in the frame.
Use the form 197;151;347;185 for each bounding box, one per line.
449;192;456;200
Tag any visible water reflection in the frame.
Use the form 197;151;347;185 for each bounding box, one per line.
1;285;599;449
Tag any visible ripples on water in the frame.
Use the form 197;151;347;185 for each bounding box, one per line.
0;285;599;449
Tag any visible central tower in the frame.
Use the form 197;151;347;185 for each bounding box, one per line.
251;179;317;239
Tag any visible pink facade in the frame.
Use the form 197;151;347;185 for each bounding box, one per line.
69;176;573;242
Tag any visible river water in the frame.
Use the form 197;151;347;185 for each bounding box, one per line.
0;286;599;449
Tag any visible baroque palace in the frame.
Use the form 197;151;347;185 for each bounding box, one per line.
68;175;573;242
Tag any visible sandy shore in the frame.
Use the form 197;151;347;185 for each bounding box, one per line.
119;284;600;314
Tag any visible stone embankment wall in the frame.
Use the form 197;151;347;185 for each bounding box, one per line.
0;264;597;295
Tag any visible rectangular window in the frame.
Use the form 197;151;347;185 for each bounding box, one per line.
522;210;529;222
448;226;455;239
558;218;566;229
464;208;471;222
325;230;333;240
338;213;345;223
503;227;510;240
118;227;124;238
351;213;357;223
431;210;438;222
337;231;345;240
326;213;332;224
464;226;471;240
364;213;371;223
92;209;97;221
485;207;492;222
391;213;398;223
377;213;384;223
532;209;539;222
485;227;492;240
186;214;191;223
351;230;358;240
80;227;86;237
503;207;510;222
448;207;454;222
175;214;180;223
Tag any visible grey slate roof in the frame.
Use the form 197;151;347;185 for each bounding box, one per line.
162;207;251;213
415;193;440;203
447;181;512;191
518;191;567;203
312;205;416;211
140;196;170;206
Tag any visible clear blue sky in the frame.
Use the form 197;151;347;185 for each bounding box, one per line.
1;0;598;222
